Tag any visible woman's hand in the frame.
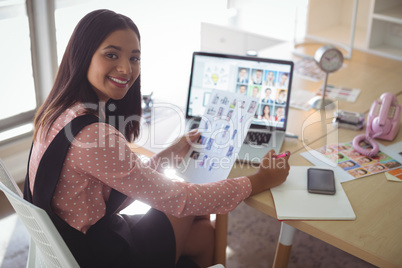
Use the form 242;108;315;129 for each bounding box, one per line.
248;150;290;196
154;129;200;171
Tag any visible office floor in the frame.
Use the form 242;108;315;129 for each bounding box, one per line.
226;202;375;268
0;186;376;268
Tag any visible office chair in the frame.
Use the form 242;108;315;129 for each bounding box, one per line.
0;159;80;268
0;159;224;268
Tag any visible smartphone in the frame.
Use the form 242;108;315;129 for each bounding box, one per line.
307;168;336;195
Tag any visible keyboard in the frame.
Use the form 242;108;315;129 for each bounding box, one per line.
244;131;271;145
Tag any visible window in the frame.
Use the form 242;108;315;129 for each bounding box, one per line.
0;0;36;141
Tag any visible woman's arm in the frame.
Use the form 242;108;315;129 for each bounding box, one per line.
247;150;290;196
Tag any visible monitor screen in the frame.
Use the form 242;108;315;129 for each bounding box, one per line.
186;52;294;130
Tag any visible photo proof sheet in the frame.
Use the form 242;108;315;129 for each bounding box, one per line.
177;90;258;184
301;141;402;183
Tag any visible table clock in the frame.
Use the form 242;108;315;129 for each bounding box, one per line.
311;45;344;109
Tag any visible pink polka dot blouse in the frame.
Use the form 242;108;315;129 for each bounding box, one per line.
29;104;252;233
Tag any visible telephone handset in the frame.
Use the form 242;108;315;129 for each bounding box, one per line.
352;92;401;157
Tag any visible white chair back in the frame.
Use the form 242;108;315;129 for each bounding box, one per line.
0;159;79;268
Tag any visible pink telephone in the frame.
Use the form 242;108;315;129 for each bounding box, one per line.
353;92;401;157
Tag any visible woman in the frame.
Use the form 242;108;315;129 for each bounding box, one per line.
24;9;290;268
263;70;275;87
259;105;272;121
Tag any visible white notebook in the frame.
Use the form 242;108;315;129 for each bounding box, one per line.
270;166;356;221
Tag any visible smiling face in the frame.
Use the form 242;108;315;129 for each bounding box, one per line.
266;71;274;81
87;29;141;102
263;105;270;115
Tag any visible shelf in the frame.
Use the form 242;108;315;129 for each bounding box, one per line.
369;44;402;60
305;0;402;61
373;5;402;24
369;19;402;50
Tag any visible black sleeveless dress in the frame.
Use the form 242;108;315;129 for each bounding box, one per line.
23;114;199;268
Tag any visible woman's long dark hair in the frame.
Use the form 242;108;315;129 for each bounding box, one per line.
33;9;142;142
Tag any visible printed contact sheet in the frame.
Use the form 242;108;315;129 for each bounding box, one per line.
177;90;258;184
301;141;402;183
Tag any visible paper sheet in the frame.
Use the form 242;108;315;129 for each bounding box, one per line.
316;85;361;103
385;168;402;182
289;89;315;111
294;57;326;82
177;90;258;184
384;141;402;182
301;142;402;183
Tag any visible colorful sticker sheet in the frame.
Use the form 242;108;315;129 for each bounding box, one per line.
177;90;258;184
315;142;402;179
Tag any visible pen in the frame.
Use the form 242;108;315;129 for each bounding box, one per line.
275;152;289;158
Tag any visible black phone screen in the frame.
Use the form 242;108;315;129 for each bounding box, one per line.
307;168;336;195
